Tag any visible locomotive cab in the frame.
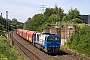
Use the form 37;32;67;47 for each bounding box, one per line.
44;34;60;53
34;33;61;53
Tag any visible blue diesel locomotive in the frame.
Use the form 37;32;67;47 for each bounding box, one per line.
33;33;61;53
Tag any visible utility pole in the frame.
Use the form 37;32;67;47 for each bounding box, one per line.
40;2;46;13
54;4;59;15
6;11;9;39
1;13;3;25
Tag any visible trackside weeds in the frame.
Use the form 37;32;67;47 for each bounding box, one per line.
0;36;25;60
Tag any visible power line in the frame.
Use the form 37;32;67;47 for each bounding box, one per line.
40;2;46;13
8;12;23;22
8;12;17;18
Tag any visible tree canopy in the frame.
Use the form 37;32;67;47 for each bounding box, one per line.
24;7;82;32
0;16;23;35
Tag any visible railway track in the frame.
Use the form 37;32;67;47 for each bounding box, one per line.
10;31;41;60
9;30;90;60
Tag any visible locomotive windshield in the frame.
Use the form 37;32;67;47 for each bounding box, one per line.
47;36;60;41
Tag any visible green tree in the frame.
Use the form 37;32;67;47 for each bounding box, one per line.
0;16;6;34
10;18;23;30
23;17;32;30
24;14;47;31
44;8;52;17
44;6;65;22
68;8;81;20
12;18;17;23
62;8;81;23
70;18;82;23
23;7;82;32
62;15;69;22
48;14;59;24
0;15;23;34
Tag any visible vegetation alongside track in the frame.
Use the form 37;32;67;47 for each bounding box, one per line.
0;16;23;35
0;36;25;60
66;24;90;56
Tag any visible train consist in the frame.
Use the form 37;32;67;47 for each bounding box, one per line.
17;29;61;53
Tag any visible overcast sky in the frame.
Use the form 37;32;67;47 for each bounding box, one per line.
0;0;90;22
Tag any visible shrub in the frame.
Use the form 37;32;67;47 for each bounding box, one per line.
66;26;90;56
0;38;25;60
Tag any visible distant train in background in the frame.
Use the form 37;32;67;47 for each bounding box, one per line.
17;29;61;53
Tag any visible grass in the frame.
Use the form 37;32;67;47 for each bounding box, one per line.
0;36;25;60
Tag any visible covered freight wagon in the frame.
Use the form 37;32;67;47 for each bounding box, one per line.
17;29;21;34
22;30;29;39
27;31;36;42
17;29;24;37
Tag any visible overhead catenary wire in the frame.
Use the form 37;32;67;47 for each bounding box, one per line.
8;12;23;22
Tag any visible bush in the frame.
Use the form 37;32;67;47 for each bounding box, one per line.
0;38;25;60
66;26;90;56
70;18;82;23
